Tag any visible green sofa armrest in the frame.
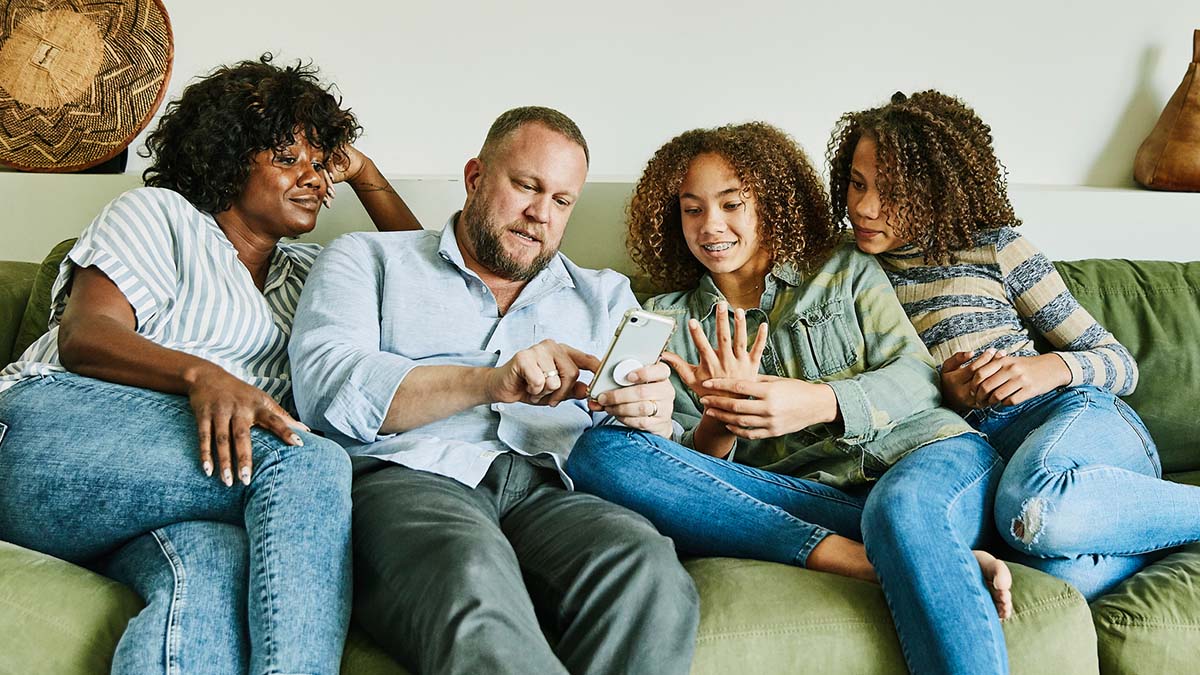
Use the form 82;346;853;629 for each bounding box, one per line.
1055;259;1200;473
0;260;39;363
12;238;76;360
0;541;143;674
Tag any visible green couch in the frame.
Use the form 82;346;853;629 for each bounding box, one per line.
1;240;1197;674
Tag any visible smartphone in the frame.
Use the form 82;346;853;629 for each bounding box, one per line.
588;309;676;399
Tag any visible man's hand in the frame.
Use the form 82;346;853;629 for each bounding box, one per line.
486;340;600;407
700;375;839;440
660;302;767;401
590;361;676;438
942;349;1071;409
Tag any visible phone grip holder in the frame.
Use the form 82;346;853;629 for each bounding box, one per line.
612;359;644;386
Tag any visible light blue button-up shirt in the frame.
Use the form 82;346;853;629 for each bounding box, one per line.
290;214;641;488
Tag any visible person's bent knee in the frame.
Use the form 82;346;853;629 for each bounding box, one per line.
618;528;700;628
861;478;928;549
994;480;1068;556
566;426;646;489
253;430;352;484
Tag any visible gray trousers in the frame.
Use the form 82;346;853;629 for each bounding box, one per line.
350;453;700;675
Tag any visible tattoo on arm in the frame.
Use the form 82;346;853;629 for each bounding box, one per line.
352;180;398;195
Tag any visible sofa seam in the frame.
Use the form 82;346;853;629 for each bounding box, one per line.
694;591;1087;643
0;593;127;650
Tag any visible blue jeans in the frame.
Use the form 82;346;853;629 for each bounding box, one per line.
0;373;353;675
969;385;1198;600
101;521;251;674
567;426;1008;675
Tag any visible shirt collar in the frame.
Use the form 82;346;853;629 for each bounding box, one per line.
436;211;575;297
201;210;297;295
879;242;924;264
264;246;299;294
689;261;799;319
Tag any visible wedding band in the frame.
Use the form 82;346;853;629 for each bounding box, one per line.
544;370;559;379
648;401;659;417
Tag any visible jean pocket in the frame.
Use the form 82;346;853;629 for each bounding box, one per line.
1113;397;1160;477
789;299;859;379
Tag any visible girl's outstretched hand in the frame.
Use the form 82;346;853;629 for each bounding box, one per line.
659;301;767;400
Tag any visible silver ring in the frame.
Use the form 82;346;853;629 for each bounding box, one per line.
544;370;559;379
648;400;659;418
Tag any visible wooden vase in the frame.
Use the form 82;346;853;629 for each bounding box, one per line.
1134;30;1200;191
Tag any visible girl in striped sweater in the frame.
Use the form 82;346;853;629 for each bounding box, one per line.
827;90;1200;600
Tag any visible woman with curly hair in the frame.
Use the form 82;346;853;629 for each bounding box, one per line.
568;122;1015;675
828;89;1200;601
0;55;418;673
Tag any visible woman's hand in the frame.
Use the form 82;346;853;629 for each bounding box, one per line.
319;144;422;231
660;302;768;401
320;145;370;208
700;375;839;439
941;349;1071;409
185;364;307;487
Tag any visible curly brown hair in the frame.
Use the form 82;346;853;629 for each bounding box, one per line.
826;90;1020;264
142;54;361;214
628;122;838;292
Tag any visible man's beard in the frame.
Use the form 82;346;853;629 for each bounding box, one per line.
461;192;558;281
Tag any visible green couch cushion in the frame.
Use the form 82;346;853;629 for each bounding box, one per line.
686;557;1097;675
13;238;75;360
0;540;142;674
1055;260;1200;473
0;539;408;675
1092;543;1200;674
1;538;1095;675
1092;471;1200;673
0;261;38;363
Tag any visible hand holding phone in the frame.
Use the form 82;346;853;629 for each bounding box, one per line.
588;309;676;399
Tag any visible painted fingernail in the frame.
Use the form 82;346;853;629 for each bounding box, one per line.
291;434;303;446
202;461;213;476
222;468;233;486
240;467;251;485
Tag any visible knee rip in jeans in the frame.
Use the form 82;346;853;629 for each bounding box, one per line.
1011;497;1049;547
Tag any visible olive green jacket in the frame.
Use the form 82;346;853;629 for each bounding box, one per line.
644;244;976;487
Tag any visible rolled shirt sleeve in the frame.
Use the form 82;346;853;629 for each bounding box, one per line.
290;234;415;442
827;254;943;445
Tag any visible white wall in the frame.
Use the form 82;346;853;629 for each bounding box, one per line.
138;0;1200;187
3;0;1200;263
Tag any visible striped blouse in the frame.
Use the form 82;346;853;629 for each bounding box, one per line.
0;187;320;409
877;227;1138;396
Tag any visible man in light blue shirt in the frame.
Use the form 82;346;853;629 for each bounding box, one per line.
290;107;699;675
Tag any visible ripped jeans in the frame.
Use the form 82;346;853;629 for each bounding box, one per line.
969;385;1200;600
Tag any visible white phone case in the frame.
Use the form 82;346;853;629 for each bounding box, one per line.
588;309;676;398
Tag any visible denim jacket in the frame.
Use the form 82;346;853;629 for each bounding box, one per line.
644;244;976;487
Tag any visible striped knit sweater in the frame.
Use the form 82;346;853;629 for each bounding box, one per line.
877;227;1138;396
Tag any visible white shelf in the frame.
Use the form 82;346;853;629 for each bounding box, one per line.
1;173;1197;268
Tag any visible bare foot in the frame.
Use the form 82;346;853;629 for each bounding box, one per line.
974;550;1013;619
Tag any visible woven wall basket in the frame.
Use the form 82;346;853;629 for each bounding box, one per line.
0;0;173;172
1134;29;1200;191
